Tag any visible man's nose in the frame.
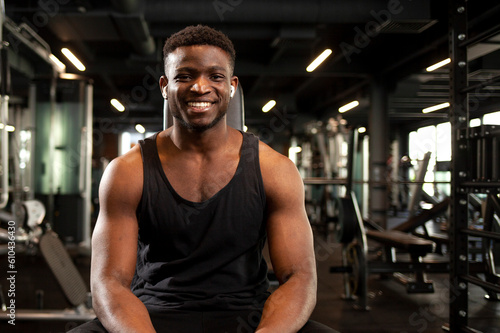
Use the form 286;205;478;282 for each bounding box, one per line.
190;76;211;94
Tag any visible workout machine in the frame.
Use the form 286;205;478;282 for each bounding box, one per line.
325;148;451;310
0;12;94;324
299;118;353;238
324;135;499;311
296;121;463;310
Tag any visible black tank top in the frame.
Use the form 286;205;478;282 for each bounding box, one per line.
131;131;270;312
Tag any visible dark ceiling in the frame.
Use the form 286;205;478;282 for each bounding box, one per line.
4;0;500;142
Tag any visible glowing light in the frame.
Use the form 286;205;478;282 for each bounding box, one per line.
306;49;332;72
262;100;276;113
111;99;125;112
426;58;451;72
135;124;146;134
339;100;359;113
49;54;66;70
358;127;366;133
61;48;86;71
0;124;15;132
422;102;450;113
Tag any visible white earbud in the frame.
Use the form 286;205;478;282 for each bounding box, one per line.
230;86;235;98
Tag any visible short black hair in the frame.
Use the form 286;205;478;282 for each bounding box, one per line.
163;25;236;73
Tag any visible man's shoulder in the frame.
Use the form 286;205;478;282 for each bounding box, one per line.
258;140;292;166
102;145;143;183
257;140;299;182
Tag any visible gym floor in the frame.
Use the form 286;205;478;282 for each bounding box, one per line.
1;220;500;333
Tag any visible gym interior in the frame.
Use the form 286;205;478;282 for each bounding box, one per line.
1;0;500;332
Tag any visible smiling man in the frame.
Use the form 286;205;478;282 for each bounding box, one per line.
71;25;337;333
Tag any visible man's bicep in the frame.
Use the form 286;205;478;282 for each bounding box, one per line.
92;158;141;287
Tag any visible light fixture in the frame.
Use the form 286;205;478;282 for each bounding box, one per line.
49;54;66;70
243;125;248;132
0;124;15;132
306;49;332;72
426;58;451;72
339;100;359;113
61;48;86;71
262;100;276;113
422;102;450;113
358;127;366;133
111;99;125;112
135;124;146;134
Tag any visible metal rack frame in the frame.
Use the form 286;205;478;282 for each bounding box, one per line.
448;0;500;331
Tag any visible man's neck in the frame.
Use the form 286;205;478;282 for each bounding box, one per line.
168;121;231;154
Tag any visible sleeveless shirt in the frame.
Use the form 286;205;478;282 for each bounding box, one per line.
131;131;270;312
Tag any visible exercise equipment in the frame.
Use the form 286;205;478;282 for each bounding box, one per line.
0;15;93;323
0;199;94;321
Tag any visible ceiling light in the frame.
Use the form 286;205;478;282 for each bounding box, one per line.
262;100;276;113
49;54;66;70
111;99;125;112
358;127;366;133
135;124;145;134
61;48;86;71
339;100;359;113
422;102;450;113
426;58;451;72
306;49;332;72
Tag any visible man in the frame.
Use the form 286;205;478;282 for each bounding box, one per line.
72;25;337;333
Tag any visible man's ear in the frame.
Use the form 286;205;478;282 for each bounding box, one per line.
159;76;168;99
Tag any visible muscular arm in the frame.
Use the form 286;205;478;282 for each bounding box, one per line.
257;144;317;333
91;149;156;333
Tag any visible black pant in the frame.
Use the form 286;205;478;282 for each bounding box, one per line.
69;309;339;333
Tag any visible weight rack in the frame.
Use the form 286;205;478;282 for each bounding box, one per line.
448;0;500;331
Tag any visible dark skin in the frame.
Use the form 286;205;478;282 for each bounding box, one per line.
91;45;317;333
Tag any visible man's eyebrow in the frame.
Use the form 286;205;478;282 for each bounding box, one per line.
175;66;228;73
207;66;228;72
174;66;197;72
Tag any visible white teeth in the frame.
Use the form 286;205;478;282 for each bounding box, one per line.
188;102;211;108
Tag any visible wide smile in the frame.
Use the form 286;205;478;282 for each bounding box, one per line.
186;101;214;112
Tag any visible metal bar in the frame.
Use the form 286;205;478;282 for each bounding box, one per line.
0;309;95;322
0;47;9;209
459;22;500;48
461;74;500;94
302;178;347;185
448;0;470;330
2;18;63;73
461;275;500;294
461;228;500;241
368;261;451;274
460;181;500;188
346;130;357;194
302;178;451;185
492;137;498;181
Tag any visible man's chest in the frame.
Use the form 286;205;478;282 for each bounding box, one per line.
161;156;240;202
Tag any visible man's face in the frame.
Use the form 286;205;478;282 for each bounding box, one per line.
161;45;238;132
